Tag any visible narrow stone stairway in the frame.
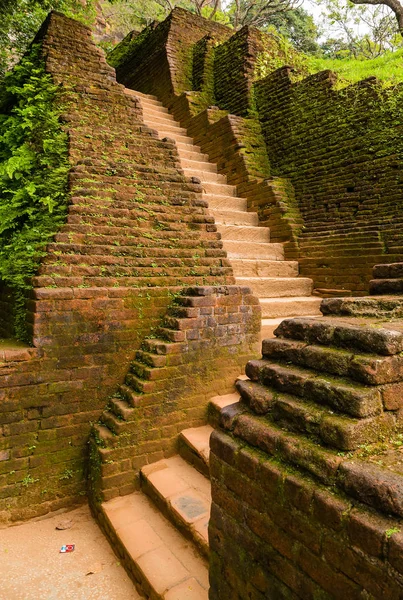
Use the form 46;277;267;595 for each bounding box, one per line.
125;89;322;337
100;392;238;599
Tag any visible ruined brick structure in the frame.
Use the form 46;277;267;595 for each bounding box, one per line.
112;8;403;293
0;12;259;522
2;8;403;600
210;267;403;599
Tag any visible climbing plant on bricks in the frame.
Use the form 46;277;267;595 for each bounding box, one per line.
0;43;69;340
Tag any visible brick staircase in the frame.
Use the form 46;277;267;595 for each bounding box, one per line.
126;89;321;337
99;385;237;599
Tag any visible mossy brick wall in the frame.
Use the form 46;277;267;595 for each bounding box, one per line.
255;67;403;293
92;285;261;503
210;431;403;600
109;10;304;261
180;106;302;258
213;26;266;117
0;10;241;524
112;7;230;109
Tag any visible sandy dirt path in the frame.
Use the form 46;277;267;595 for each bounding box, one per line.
0;504;142;600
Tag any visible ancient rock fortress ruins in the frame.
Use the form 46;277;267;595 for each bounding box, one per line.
2;8;403;599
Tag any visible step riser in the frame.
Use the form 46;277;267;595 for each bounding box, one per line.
213;210;258;227
231;260;299;278
225;241;284;261
202;182;236;196
260;298;322;318
183;169;226;183
181;159;217;172
236;278;313;298
217;224;270;243
204;196;247;211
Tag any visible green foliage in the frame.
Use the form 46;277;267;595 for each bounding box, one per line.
108;25;154;69
0;44;69;340
0;0;96;78
254;26;310;81
268;8;320;55
307;47;403;84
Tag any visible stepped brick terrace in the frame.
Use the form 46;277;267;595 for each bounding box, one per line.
1;8;403;600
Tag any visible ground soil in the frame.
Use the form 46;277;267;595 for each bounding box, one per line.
0;504;142;600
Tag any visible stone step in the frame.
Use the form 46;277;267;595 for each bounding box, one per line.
373;262;403;279
176;152;213;166
201;181;236;196
235;380;394;451
141;110;175;123
217;414;343;485
231;259;299;278
93;423;115;446
259;296;322;318
275;317;403;356
217;224;269;243
178;425;213;478
175;143;207;158
141;104;172;117
245;358;383;418
127;89;159;101
141;456;211;559
183;168;226;184
262;336;403;386
224;241;284;260
370;278;403;295
101;492;209;599
180;159;217;172
236;277;313;298
208;392;241;427
203;194;247;212
136;97;163;108
212;209;258;227
157;131;195;144
147;121;188;135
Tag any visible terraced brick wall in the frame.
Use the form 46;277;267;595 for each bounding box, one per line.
0;11;258;523
255;67;403;293
110;9;303;260
209;313;403;598
111;8;231;108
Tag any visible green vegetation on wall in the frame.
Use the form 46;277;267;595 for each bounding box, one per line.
0;44;70;340
307;48;403;86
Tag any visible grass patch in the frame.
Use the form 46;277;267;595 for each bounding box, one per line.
307;48;403;86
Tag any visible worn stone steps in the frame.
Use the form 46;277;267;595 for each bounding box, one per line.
236;276;313;298
183;169;226;184
46;242;227;259
178;426;213;478
217;223;270;243
141;456;211;559
225;240;284;260
261;336;403;385
133;90;321;336
180;159;217;172
259;296;322;319
101;492;209;599
202;194;247;211
207;392;241;427
235;378;394;451
230;259;299;278
245;358;382;418
201;181;236;196
275;316;403;355
212;208;258;226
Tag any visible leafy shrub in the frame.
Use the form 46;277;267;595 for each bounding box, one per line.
0;44;69;340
